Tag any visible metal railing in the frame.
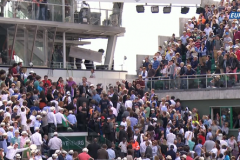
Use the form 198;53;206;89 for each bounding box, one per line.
3;0;121;27
139;72;240;91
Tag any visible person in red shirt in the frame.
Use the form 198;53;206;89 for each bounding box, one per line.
42;75;52;87
186;152;193;160
78;148;91;160
197;131;205;145
8;45;15;60
235;46;240;61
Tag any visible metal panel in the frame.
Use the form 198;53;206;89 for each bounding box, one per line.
84;0;201;4
30;26;38;62
9;24;18;65
69;46;102;63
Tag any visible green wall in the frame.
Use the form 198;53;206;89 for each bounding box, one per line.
181;99;240;117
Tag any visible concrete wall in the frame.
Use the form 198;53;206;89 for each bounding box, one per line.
155;89;240;101
179;18;190;37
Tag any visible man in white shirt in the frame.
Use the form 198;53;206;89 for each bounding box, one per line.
20;104;30;131
204;23;213;36
48;107;57;133
48;132;62;156
5;143;29;160
167;130;176;145
55;108;67;132
62;91;71;104
31;127;43;151
185;127;194;145
4;107;11;120
186;20;194;31
125;96;132;109
108;105;117;117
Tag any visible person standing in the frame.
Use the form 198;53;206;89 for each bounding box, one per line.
78;148;91;160
30;127;43;152
5;143;29;160
87;138;100;159
48;132;62;157
97;144;109;160
55;108;67;132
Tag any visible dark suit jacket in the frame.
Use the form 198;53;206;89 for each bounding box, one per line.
87;142;101;159
79;85;91;97
67;102;77;111
118;129;127;142
77;97;89;108
166;149;176;160
206;60;212;71
145;146;153;158
97;148;109;159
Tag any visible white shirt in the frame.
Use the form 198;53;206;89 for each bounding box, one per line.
141;71;148;80
220;140;228;147
140;141;147;153
29;115;36;127
170;100;176;106
47;112;57;127
185;131;194;145
9;88;14;96
125;100;132;109
48;136;62;150
6;146;28;159
119;142;127;153
51;100;59;113
110;107;117;117
20;110;27;126
18;98;24;106
1;94;8;101
204;27;213;36
211;148;218;158
62;96;71;104
4;112;11;120
167;133;176;145
31;132;43;145
55;112;67;124
120;121;127;131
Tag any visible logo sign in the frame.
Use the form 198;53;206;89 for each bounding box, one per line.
229;12;240;19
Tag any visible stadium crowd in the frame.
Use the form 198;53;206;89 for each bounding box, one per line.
140;0;240;90
0;58;239;160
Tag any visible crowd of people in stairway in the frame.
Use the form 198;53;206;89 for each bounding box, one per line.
140;0;240;90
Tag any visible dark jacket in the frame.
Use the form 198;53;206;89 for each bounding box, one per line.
145;146;153;158
78;85;91;97
87;142;101;159
166;149;176;160
205;59;212;71
77;97;89;109
119;129;127;142
97;148;109;159
217;55;224;69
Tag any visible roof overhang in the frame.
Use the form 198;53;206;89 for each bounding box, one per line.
86;0;201;5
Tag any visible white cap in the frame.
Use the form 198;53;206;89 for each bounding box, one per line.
13;106;18;110
9;126;13;130
29;70;34;73
68;150;74;154
52;154;58;158
36;115;42;119
55;150;61;154
62;150;67;154
53;132;58;136
166;155;172;159
116;157;121;160
198;157;204;160
0;123;5;126
181;155;187;158
2;100;7;103
152;117;157;121
21;131;28;135
69;110;73;114
14;130;20;134
172;109;176;112
2;133;7;136
35;127;40;131
59;108;64;111
50;107;55;111
15;154;21;159
66;91;71;95
7;101;13;105
123;158;127;160
35;149;39;154
42;111;47;115
25;139;31;143
90;84;94;87
0;110;3;113
82;148;88;152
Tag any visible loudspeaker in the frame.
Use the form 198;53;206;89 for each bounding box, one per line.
163;7;171;14
151;6;159;13
136;5;144;13
196;7;204;14
181;7;189;14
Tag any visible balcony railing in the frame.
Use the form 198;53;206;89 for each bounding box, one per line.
3;0;121;27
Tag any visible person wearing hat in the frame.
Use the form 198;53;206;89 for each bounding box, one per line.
22;139;31;160
15;153;21;160
66;150;74;160
62;91;72;104
48;132;62;157
78;148;91;160
96;83;103;95
10;130;20;149
67;110;77;131
48;107;57;133
6;126;14;146
58;150;67;160
49;153;58;160
30;127;43;152
20;131;28;148
5;142;29;160
34;149;42;160
55;107;68;132
9;83;16;96
166;145;176;160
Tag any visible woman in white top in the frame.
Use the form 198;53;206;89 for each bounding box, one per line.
1;91;9;101
29;110;37;133
20;106;30;131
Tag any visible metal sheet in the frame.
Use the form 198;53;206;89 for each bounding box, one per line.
69;46;102;63
85;0;201;4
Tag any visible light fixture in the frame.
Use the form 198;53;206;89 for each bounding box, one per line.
163;6;171;14
151;6;159;13
136;5;145;13
196;7;204;14
181;7;189;14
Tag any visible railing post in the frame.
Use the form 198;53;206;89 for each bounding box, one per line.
150;78;152;90
168;76;170;90
205;74;207;88
225;74;227;88
187;76;189;89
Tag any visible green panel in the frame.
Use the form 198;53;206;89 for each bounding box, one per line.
230;107;233;128
59;136;85;151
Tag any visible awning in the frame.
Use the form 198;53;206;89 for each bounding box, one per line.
69;46;102;63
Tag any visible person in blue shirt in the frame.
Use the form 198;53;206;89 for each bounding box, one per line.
152;57;160;71
43;102;51;112
34;115;42;130
191;56;199;70
198;42;207;66
67;110;77;131
166;52;175;62
130;90;135;101
92;90;101;103
66;150;73;160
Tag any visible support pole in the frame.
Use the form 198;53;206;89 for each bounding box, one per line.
104;35;117;70
62;0;65;22
49;27;57;67
63;32;66;68
30;26;38;63
9;24;18;65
